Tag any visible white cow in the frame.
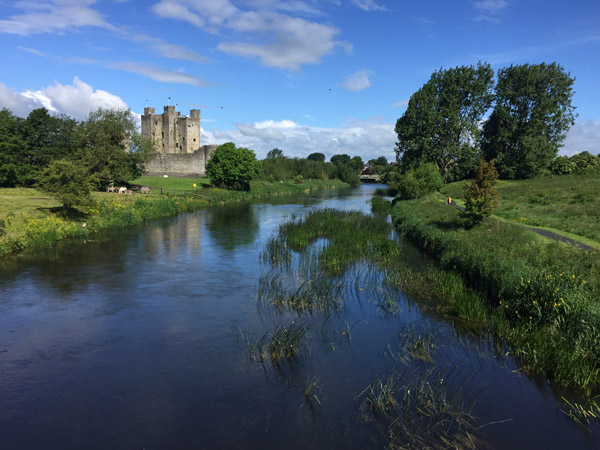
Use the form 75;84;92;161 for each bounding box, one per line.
118;187;127;194
140;186;151;194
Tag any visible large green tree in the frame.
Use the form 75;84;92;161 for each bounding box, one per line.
481;63;576;179
36;159;98;210
395;62;495;183
206;142;260;191
76;108;155;188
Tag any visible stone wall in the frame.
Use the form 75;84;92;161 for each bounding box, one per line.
144;145;218;177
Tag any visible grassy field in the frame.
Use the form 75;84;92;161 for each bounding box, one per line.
440;173;600;244
130;176;212;190
0;178;348;257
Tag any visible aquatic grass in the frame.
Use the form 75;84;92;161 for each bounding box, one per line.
239;322;309;368
561;395;600;430
371;197;392;215
359;368;482;449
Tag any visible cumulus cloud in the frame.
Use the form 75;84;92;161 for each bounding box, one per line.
0;77;128;120
203;118;397;161
342;69;373;91
152;0;349;70
561;120;600;156
0;0;114;36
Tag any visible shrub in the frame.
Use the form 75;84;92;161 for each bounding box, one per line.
462;159;499;225
206;142;260;191
571;151;600;173
293;174;304;184
395;163;443;200
549;156;576;175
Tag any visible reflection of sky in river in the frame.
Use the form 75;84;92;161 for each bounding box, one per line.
0;184;597;449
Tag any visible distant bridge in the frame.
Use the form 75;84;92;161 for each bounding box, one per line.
359;174;382;183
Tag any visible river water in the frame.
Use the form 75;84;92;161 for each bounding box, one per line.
1;184;598;449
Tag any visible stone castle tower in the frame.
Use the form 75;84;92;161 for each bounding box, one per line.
141;106;201;154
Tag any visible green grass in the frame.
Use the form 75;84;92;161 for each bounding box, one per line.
391;195;600;395
130;175;212;191
440;173;600;244
0;178;348;257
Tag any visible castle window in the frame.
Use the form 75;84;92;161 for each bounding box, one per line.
155;121;158;126
193;138;196;142
183;137;185;142
176;143;179;148
162;132;164;138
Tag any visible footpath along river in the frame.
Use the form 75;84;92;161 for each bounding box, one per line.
1;184;598;449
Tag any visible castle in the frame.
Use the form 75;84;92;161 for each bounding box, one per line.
141;106;217;177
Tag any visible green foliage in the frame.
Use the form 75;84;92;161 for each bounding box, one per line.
571;151;600;173
371;197;392;215
266;148;284;159
77;108;155;189
330;154;351;166
462;159;500;225
336;164;361;187
307;152;325;162
482;63;576;179
368;156;388;166
395;62;494;182
206;142;260;190
36;159;98;210
293;174;304;184
549;156;576;175
395;163;443;200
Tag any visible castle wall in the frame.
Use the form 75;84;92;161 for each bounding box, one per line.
144;145;218;178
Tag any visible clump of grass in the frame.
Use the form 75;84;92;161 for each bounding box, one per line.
394;323;438;364
561;395;600;430
359;368;481;449
371;197;392;215
240;322;309;367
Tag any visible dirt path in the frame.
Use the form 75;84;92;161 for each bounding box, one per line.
448;200;593;251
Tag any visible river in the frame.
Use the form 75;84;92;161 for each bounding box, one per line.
0;184;597;449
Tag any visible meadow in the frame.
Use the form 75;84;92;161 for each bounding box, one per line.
440;173;600;245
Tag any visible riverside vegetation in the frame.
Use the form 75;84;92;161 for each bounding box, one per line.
0;178;348;257
390;179;600;398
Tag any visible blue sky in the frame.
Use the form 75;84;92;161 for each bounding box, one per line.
0;0;598;161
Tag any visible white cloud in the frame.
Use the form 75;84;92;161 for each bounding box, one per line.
152;0;348;70
342;69;373;91
473;0;508;22
0;77;128;120
0;0;114;36
350;0;387;12
393;99;409;107
561;120;600;156
203;118;397;161
107;62;213;87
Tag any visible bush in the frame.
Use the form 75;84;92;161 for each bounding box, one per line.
548;156;576;175
571;151;600;173
206;142;261;191
462;159;499;226
36;159;98;210
293;174;304;184
395;163;443;200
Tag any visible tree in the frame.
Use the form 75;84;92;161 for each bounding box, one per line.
76;108;155;189
368;156;388;166
462;159;499;226
482;63;576;179
570;151;599;173
307;152;325;162
330;154;351;166
266;148;284;159
395;62;495;183
0;109;33;187
36;159;98;210
206;142;260;191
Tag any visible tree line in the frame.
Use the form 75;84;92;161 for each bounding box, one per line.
394;62;589;182
0;107;154;191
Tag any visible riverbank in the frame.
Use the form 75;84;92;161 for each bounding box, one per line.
0;179;348;257
391;195;600;396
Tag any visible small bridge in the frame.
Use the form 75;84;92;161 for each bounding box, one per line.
360;174;382;183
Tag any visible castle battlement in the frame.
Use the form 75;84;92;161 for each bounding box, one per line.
141;105;201;154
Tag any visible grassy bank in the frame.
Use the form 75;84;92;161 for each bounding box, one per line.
391;195;600;395
440;173;600;244
0;179;348;257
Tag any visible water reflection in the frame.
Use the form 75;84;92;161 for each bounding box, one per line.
205;203;259;251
